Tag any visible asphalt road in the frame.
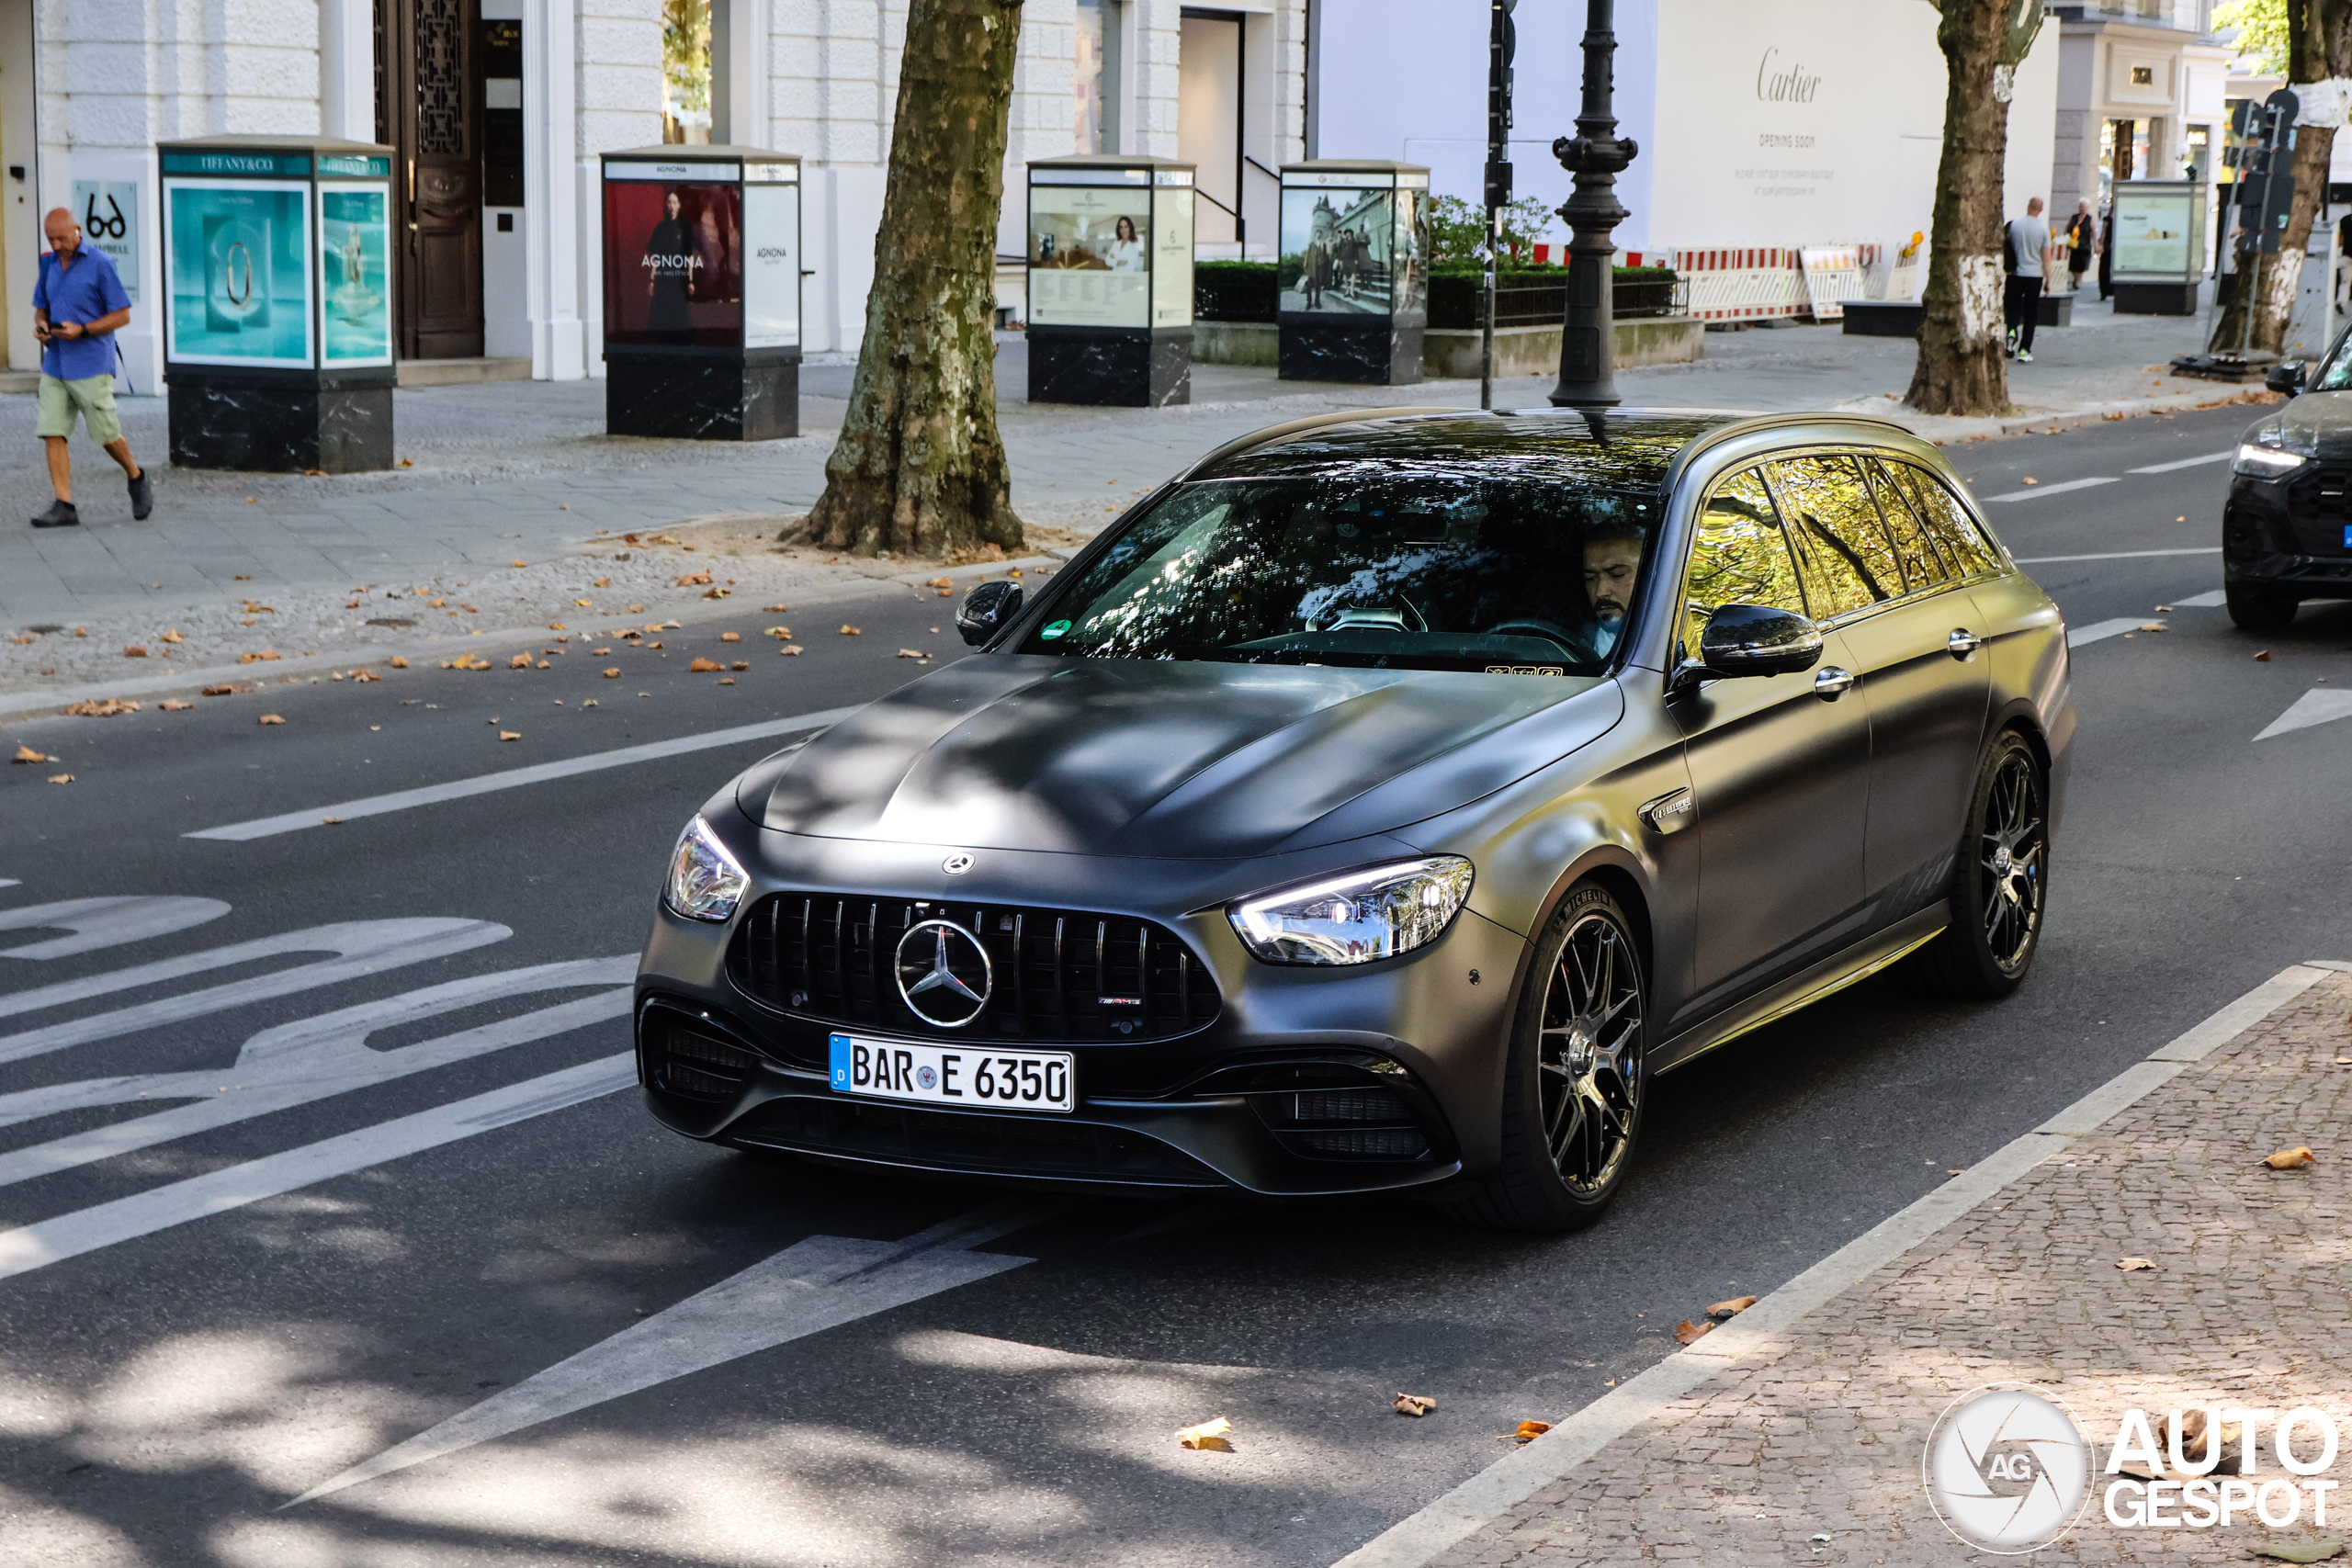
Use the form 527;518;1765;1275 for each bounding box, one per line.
5;400;2349;1568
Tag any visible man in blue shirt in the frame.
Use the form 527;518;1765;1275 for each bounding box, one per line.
31;206;153;528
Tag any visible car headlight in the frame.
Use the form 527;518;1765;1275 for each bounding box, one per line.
2233;443;2309;478
1229;856;1474;965
665;817;749;922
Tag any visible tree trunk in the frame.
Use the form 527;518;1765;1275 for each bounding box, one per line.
2209;0;2352;357
807;0;1025;558
1905;2;2041;418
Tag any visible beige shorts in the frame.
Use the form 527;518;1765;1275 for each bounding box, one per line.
37;372;122;445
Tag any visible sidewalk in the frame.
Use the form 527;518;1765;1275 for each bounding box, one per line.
0;290;2267;700
1381;964;2352;1568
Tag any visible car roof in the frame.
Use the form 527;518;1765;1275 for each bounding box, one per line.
1182;406;1922;491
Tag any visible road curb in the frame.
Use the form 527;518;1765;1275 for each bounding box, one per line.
1329;961;2337;1568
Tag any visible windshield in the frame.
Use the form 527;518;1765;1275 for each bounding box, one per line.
2316;327;2352;390
1012;476;1661;673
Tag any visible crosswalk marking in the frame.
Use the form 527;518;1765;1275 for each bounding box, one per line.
0;918;509;1065
0;897;231;959
0;1052;635;1282
286;1201;1058;1506
0;956;634;1189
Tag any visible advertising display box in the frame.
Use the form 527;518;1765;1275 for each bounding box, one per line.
1026;156;1195;406
158;136;395;472
1277;161;1429;384
601;146;801;440
2110;181;2207;317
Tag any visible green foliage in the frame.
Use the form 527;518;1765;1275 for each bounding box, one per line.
1193;260;1276;282
1426;194;1561;265
662;0;710;116
2213;0;2290;74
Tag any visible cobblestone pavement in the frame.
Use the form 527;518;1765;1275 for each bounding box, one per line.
1426;968;2352;1568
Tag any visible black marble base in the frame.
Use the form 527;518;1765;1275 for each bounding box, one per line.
1026;326;1191;407
1279;314;1424;384
605;353;798;440
2112;282;2199;316
166;372;394;473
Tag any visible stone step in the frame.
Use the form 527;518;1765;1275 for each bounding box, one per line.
394;356;533;388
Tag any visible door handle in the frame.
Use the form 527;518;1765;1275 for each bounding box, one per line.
1813;666;1855;701
1638;787;1693;835
1947;628;1983;660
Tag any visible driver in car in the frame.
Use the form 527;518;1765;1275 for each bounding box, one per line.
1583;525;1643;658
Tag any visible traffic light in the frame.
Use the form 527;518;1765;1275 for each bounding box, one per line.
1485;0;1515;211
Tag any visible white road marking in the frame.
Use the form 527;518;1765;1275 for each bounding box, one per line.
0;1052;636;1282
2065;617;2143;649
0;897;231;960
2126;450;2234;473
187;707;859;842
0;956;633;1188
0;919;509;1066
285;1200;1062;1506
2255;688;2352;740
2013;547;2222;564
1980;476;2120;503
2174;589;2229;607
1330;963;2335;1568
0;881;17;889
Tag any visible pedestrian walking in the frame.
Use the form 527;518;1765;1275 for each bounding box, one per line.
2064;198;2099;292
30;206;150;529
2003;197;2055;363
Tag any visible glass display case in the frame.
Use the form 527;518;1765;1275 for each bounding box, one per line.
1277;161;1428;385
1026;156;1194;406
157;136;395;471
600;146;801;439
2109;181;2206;317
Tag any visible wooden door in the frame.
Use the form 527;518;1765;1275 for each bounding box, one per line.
380;0;483;358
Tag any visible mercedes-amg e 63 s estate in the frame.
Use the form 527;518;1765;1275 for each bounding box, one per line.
636;408;2073;1231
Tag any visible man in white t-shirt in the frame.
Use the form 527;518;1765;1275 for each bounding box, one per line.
2004;197;2056;363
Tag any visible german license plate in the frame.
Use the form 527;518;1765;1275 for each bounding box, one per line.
829;1033;1076;1114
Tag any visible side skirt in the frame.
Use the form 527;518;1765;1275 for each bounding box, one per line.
1646;907;1948;1076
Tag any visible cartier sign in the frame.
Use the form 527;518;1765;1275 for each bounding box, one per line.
1756;46;1823;103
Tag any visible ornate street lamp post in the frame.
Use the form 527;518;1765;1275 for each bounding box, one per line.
1548;0;1638;410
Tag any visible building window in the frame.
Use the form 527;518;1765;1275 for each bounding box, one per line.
1077;0;1122;154
663;0;711;144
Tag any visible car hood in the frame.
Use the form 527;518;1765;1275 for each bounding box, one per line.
742;656;1623;859
2253;392;2352;459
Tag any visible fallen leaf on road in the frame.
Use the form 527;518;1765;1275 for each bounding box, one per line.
536;660;551;670
509;654;532;670
258;715;285;726
897;648;932;660
1947;1167;1966;1175
322;817;344;826
719;631;741;643
2256;649;2273;661
158;700;193;712
390;656;409;669
604;668;621;678
841;625;862;636
12;745;49;763
1707;1295;1758;1319
938;587;954;597
123;645;148;657
676;570;713;587
592;648;611;656
1008;568;1023;578
428;598;447;608
2020;477;2039;485
2248;1540;2347;1563
47;773;74;784
499;731;520;741
2137;622;2166;633
2266;1146;2318;1169
64;698;140;717
731;660;749;671
2117;1257;2157;1271
2154;604;2173;613
201;685;240;696
160;629;183;643
780;645;802;656
1511;1420;1551;1444
689;658;723;672
345;599;360;609
766;626;793;640
763;603;789;613
574;599;592;608
1673;1319;1713;1345
1176;1416;1233;1451
1394;1393;1437;1417
703;587;730;599
930;577;953;588
717;677;735;685
512;559;526;568
236;649;281;664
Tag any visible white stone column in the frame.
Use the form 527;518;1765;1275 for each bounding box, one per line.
319;0;378;142
525;0;585;378
572;0;663;378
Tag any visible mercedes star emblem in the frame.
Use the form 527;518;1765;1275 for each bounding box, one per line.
942;852;975;875
895;919;993;1027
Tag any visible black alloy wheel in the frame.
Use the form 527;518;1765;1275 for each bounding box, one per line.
1918;731;2048;998
1449;881;1645;1232
2224;582;2299;632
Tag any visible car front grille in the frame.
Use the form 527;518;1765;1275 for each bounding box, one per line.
2284;465;2352;553
730;893;1222;1043
728;1097;1226;1187
643;1012;762;1102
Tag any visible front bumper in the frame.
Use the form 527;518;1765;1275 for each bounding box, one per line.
633;830;1529;1196
2224;471;2352;596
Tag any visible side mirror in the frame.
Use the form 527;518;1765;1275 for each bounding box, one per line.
956;580;1023;646
1671;603;1824;693
2267;360;2308;397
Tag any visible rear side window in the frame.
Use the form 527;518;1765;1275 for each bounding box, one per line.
1680;467;1807;660
1861;458;1951;593
1764;456;1898;619
1884;461;2005;578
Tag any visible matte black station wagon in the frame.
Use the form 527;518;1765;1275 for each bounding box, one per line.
638;409;2074;1231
